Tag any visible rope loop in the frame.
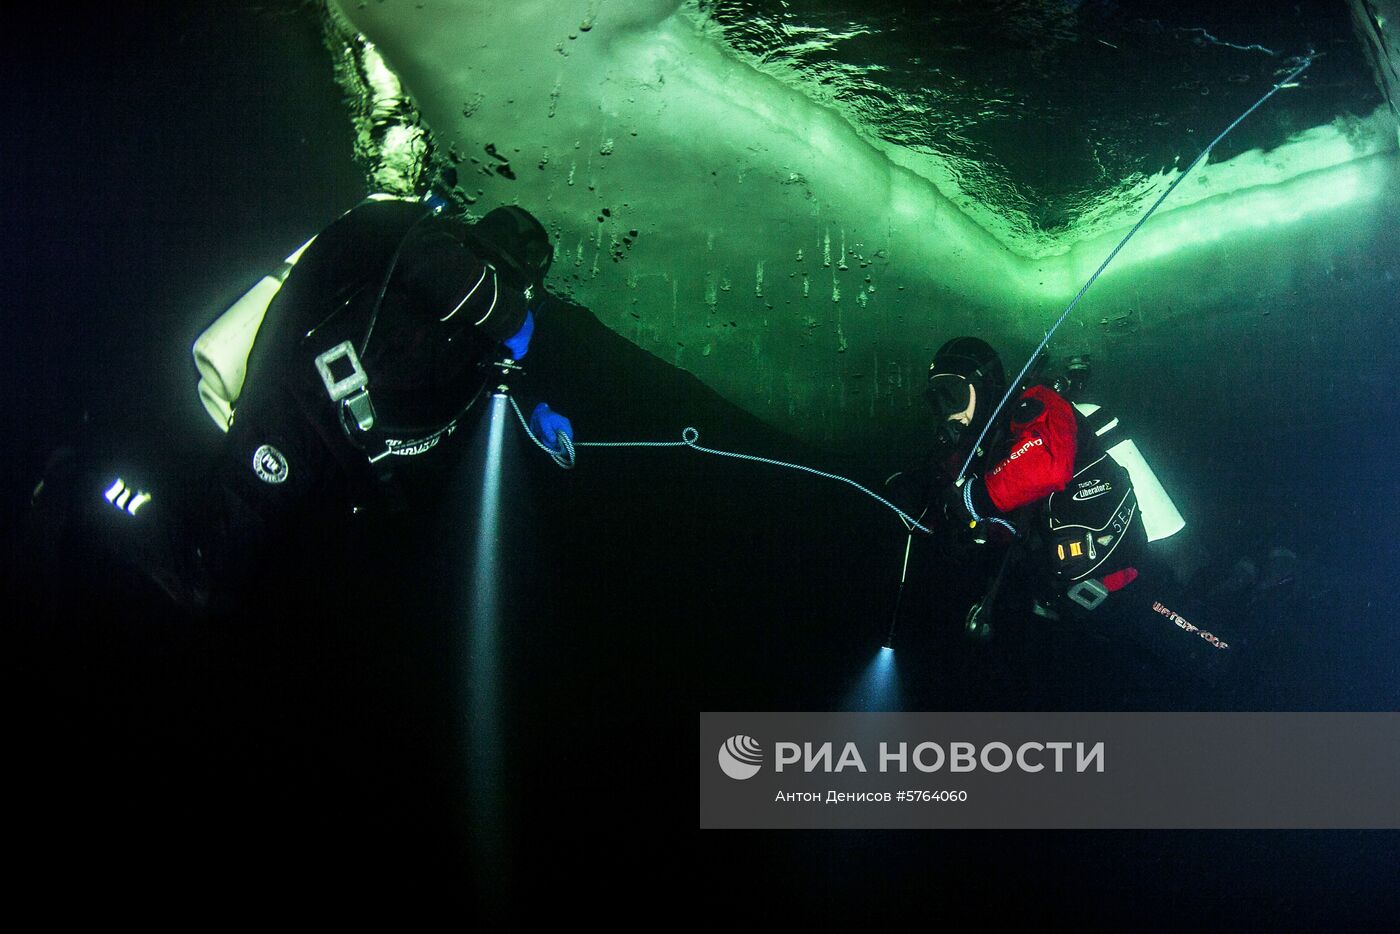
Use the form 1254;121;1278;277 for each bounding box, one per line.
510;402;929;533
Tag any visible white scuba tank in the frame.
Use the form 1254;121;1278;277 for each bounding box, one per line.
1072;402;1185;542
192;194;417;432
193;237;315;431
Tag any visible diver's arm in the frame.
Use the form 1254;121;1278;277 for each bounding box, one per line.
944;475;1006;524
884;460;948;532
981;386;1077;512
398;225;530;342
490;300;574;455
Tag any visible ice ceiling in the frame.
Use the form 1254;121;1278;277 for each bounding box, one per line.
324;0;1400;445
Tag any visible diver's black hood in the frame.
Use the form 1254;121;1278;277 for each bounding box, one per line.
927;336;1006;443
469;205;553;293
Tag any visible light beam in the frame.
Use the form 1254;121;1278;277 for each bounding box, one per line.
846;646;902;712
464;393;509;860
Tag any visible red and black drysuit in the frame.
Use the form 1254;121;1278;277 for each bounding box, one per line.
958;385;1077;520
950;384;1138;592
923;383;1232;680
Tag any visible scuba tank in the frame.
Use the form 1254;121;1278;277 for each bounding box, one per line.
1067;403;1185;544
193;234;316;431
1035;359;1184;610
1042;399;1185;610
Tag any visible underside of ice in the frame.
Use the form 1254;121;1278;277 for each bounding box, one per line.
325;0;1400;446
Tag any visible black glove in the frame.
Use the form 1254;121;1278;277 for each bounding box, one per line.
935;479;1020;550
938;482;973;526
884;466;940;532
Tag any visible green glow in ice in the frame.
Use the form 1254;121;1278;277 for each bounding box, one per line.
326;0;1400;444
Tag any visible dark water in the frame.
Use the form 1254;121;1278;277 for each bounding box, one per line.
4;0;1399;919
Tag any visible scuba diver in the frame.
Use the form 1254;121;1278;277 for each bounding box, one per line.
888;336;1234;680
24;194;574;611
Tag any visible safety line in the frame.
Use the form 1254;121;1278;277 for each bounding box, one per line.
956;53;1316;483
508;396;931;533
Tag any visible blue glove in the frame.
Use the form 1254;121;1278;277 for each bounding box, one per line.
503;310;535;360
529;402;573;452
422;191;450;214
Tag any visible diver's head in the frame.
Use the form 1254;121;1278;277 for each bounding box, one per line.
926;337;1004;436
474;205;554;295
